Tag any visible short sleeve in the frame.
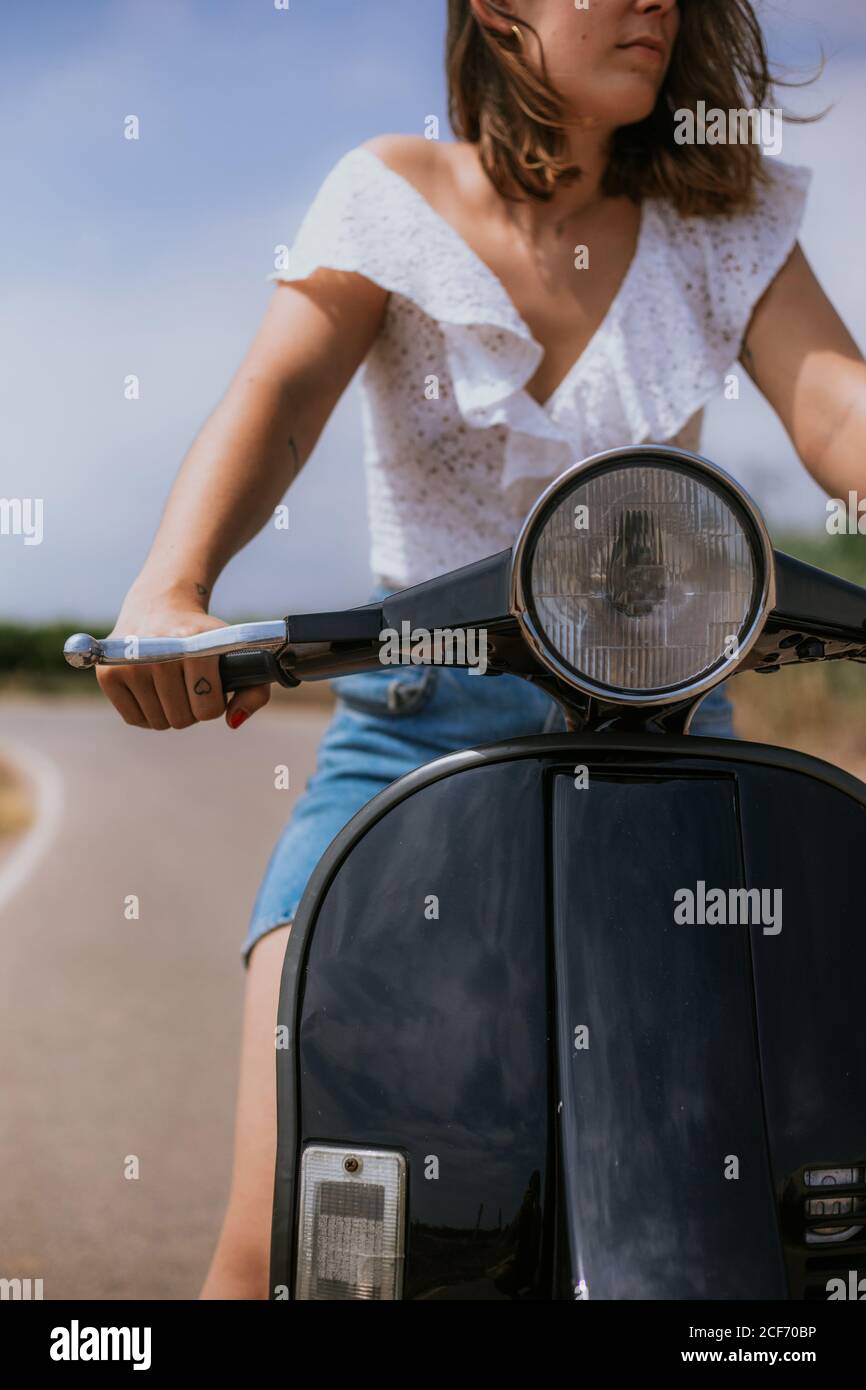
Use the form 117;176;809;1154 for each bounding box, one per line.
266;145;538;341
269;148;380;286
655;158;812;360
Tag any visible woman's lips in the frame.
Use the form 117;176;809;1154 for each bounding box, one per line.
617;40;666;64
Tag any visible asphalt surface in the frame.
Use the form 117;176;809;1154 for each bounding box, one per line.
0;695;331;1300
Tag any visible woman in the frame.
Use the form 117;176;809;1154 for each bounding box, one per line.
96;0;866;1298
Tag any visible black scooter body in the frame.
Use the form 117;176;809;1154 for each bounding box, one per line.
58;443;866;1300
271;731;866;1300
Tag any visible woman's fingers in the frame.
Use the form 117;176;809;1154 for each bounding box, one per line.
95;668;149;728
182;655;226;723
151;662;196;730
225;683;272;729
96;638;271;732
126;671;172;731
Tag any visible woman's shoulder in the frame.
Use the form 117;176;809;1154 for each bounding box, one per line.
277;136;493;324
286;137;441;235
360;133;435;173
359;134;472;208
361;134;458;176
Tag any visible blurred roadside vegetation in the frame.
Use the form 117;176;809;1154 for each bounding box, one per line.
726;532;866;776
0;530;864;769
0;758;33;836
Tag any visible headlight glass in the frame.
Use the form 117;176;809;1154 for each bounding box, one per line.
527;462;759;696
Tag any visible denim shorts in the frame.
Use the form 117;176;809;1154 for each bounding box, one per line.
241;640;736;964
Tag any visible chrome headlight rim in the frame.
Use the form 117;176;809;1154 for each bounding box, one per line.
510;445;776;707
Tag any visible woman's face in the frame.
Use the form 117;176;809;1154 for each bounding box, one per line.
477;0;681;128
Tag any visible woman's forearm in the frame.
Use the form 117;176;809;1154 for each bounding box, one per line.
128;273;388;607
133;370;304;605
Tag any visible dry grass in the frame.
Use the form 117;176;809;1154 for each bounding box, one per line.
0;758;34;838
730;665;866;781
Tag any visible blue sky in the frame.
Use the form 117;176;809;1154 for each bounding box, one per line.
1;0;864;621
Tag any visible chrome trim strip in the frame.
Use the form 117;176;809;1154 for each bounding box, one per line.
63;620;289;668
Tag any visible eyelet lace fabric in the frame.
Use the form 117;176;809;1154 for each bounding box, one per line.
270;146;811;590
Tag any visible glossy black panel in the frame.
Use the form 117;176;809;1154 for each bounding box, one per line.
773;550;866;642
382;549;512;631
738;765;866;1297
274;732;866;1301
298;760;551;1300
551;772;787;1299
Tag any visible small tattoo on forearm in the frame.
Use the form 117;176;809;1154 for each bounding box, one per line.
288;436;300;471
195;583;209;601
193;677;212;696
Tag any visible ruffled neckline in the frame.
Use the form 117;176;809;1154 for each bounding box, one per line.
280;147;812;493
352;146;660;488
354;145;649;415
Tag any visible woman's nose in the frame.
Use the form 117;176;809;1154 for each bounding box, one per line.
634;0;678;17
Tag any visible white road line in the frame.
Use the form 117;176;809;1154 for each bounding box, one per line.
0;739;65;916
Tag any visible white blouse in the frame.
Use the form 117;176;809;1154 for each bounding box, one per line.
271;145;810;590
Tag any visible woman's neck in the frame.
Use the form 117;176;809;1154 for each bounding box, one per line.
491;121;618;240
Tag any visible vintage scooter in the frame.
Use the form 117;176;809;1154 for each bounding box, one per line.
66;445;866;1301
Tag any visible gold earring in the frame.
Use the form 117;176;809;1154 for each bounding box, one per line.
511;23;524;46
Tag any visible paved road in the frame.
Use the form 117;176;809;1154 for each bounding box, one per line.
0;695;331;1300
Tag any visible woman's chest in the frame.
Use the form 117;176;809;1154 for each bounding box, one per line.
448;197;643;406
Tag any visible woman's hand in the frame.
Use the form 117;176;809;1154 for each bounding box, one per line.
95;586;271;731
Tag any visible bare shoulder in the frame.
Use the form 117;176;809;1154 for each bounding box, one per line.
360;134;467;203
361;134;441;177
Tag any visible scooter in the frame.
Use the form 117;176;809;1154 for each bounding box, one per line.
65;445;866;1301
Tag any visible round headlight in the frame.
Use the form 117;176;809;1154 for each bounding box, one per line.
512;448;774;705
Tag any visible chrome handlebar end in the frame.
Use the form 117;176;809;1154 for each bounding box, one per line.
63;633;104;668
62;621;290;669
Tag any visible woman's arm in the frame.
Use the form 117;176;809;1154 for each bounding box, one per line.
739;243;866;499
98;270;387;731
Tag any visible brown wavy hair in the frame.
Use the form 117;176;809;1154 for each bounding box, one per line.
447;0;818;215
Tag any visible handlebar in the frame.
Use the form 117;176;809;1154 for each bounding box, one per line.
61;544;866;701
62;622;299;694
63;621;289;668
217;650;300;692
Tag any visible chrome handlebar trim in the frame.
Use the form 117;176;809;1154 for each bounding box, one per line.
63;620;289;669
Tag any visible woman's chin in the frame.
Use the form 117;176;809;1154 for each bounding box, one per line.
562;86;661;133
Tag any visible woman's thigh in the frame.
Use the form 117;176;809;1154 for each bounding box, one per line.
241;665;558;962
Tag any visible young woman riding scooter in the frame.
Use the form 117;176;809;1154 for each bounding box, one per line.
93;0;866;1299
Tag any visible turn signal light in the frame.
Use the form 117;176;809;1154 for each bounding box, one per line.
295;1145;407;1299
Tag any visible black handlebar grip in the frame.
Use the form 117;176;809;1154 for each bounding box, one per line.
218;650;299;693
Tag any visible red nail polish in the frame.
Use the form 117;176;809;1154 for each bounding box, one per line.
228;708;250;729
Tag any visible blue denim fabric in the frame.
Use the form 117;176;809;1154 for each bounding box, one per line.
242;608;737;963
